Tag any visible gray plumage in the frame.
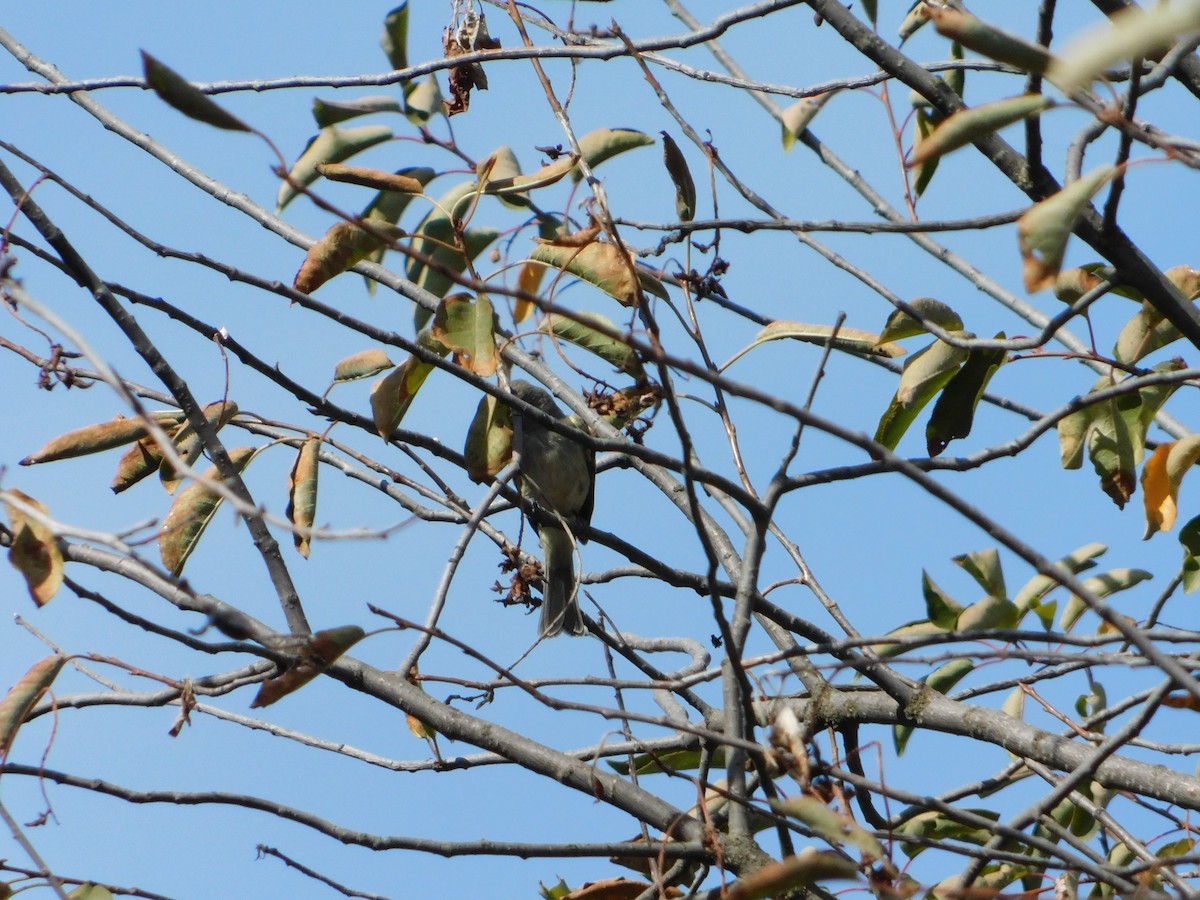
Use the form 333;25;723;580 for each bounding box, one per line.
509;380;595;637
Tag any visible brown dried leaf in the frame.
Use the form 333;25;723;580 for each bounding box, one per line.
0;654;66;758
286;437;320;558
158;447;255;576
250;625;366;708
21;410;184;466
4;490;64;607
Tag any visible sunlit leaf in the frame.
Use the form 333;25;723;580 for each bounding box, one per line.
898;1;931;43
430;292;498;376
874;338;969;450
727;848;859;897
0;654;65;758
895;809;1000;859
927;5;1054;75
514;215;566;322
333;349;395;383
538;312;645;378
1013;543;1107;615
67;887;114;900
879;297;964;342
571;127;655;182
4;490;64;607
316;163;426;195
21;410;184;466
464;392;513;483
952;547;1006;599
529;240;668;307
1142;435;1200;538
111;421;185;493
922;570;964;629
957;594;1019;632
381;3;409;70
158;447;256;576
1114;270;1200;363
479;150;577;200
294;220;404;294
287;437;320;558
1061;568;1152;631
250;626;366;708
607;748;727;775
141;51;251;132
908;94;1051;166
781;92;836;152
1018;165;1117;292
926;339;1006;455
359;166;436;294
1050;2;1200;93
403;76;443;124
312;96;403;128
277;125;394;212
660;131;696;222
911;108;942;197
725;322;904;372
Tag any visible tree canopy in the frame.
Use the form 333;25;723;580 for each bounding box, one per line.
4;1;1200;897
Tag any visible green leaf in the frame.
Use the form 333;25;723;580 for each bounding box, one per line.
607;748;726;775
529;241;668;307
1180;515;1200;593
895;809;1000;858
67;885;115;900
926;339;1006;455
952;548;1006;599
908;94;1051;167
571;127;655;181
360;166;436;294
430;293;498;377
140;51;251;132
159;400;240;495
381;3;409;70
922;571;964;629
1061;568;1152;631
403;77;444;124
660;132;696;222
874;338;970;450
538;312;645;378
277;125;394;212
158;447;256;575
464;393;513;483
407;182;496;323
723;322;904;370
312;96;403;128
878;297;964;342
286;437;320;559
773;796;886;859
956;595;1019;632
1018;165;1117;292
369;336;446;438
1050;2;1200;93
911;108;942;197
1013;542;1107;615
926;5;1053;75
896;659;973;754
898;1;931;43
479;149;577;203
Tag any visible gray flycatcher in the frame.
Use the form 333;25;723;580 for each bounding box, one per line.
509;380;595;637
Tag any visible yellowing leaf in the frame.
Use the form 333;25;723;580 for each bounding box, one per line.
111;421;185;493
927;5;1054;75
728;848;859;898
781;92;836;152
660;131;696;222
529;240;667;307
332;349;395;383
1050;2;1200;93
316;163;426;194
464;393;512;483
141;51;251;132
773;796;886;859
370;356;436;438
1018;166;1117;292
430;292;497;376
160;400;239;494
480;150;577;198
538;312;645;378
21;410;184;466
908;94;1051;166
4;490;64;607
1142;435;1200;537
276;125;394;212
293;220;404;294
251;626;366;708
0;654;65;758
158;447;256;576
287;437;320;558
571;127;655;182
724;322;904;371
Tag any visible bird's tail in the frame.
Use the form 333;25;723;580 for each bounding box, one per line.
538;524;586;637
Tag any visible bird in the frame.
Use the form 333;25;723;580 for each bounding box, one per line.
508;380;595;637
